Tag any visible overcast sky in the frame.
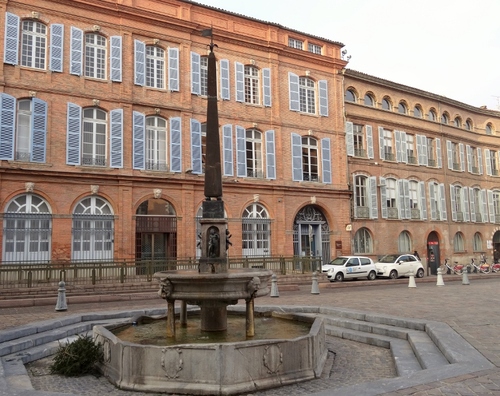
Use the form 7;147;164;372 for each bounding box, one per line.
194;0;500;111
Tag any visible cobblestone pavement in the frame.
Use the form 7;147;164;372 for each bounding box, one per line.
4;275;500;395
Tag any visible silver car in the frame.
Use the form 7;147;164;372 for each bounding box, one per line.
322;256;377;282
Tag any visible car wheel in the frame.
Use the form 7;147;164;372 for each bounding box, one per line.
416;268;424;278
367;271;376;281
389;270;398;279
334;272;344;282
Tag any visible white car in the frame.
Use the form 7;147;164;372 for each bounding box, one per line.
322;256;377;282
375;254;425;279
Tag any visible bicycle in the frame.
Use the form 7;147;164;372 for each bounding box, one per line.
469;257;490;274
440;258;466;275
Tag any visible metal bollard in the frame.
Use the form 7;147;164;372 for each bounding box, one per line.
270;274;279;297
55;281;68;311
436;268;445;286
462;269;470;285
408;271;416;288
311;271;320;294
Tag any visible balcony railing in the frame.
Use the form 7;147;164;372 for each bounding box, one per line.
82;156;106;167
428;159;436;167
407;156;417;165
355;206;370;218
354;148;367;158
453;163;461;171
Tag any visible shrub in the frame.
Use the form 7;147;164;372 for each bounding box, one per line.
49;334;103;377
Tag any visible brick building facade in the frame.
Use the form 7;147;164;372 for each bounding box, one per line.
0;0;351;264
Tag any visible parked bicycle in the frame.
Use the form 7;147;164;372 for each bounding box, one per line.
440;258;466;275
469;257;490;274
489;253;500;273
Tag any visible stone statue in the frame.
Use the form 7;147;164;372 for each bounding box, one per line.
208;228;220;258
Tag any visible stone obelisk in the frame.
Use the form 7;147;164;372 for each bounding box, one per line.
198;29;231;331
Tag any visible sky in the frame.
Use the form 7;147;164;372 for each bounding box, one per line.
193;0;500;111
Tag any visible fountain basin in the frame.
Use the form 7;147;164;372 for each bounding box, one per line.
94;310;327;395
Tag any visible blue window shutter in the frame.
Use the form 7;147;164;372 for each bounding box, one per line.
70;27;83;76
223;124;233;176
110;109;123;168
170;117;182;172
191;52;201;95
318;80;328;116
345;122;354;156
291;133;302;181
321;138;332;184
235;62;244;102
134;40;145;86
66;102;81;165
0;93;16;160
262;68;272;107
220;59;230;100
236;125;246;177
4;12;19;65
265;130;276;180
110;36;122;82
168;48;179;91
190;118;202;174
288;73;299;111
31;98;47;163
49;24;64;72
132;111;145;169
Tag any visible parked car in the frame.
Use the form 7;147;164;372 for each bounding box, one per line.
375;254;425;279
322;256;377;282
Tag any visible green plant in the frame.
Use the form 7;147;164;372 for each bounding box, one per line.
49;334;103;377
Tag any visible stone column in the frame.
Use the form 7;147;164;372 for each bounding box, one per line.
166;300;176;338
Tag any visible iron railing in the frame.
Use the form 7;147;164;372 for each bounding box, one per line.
0;256;322;289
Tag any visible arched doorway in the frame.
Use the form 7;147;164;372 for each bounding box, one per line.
493;231;500;255
135;198;177;260
426;231;440;275
293;205;330;264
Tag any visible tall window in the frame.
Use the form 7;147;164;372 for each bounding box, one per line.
427;137;436;166
21;20;46;69
364;93;374;106
146;116;167;170
353;124;366;157
453;232;465;252
245;129;263;178
3;194;51;262
302;136;318;181
82;108;107;166
473;232;482;252
398;231;411;253
16;99;32;161
454;117;462;128
486;123;493;135
413;105;423;118
72;196;114;261
355;175;368;208
146;46;165;89
427;109;437;121
441;112;449;124
409;181;419;209
398;102;407;114
407;134;416;164
354;228;372;254
242;203;271;256
299;77;315;114
85;33;106;79
200;56;208;96
244;66;260;104
386;178;397;209
382;129;394;160
486;149;499;176
381;97;391;110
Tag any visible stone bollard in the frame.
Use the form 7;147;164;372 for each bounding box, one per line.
311;271;320;294
270;274;279;297
462;269;470;285
55;281;68;311
436;268;445;286
408;272;416;288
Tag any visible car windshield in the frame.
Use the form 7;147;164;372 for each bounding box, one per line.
329;257;349;266
378;254;399;263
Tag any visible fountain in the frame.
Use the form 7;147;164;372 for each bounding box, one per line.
93;29;327;395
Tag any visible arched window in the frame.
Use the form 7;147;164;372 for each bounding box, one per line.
398;231;411;253
72;196;114;261
242;203;271;256
353;228;372;254
363;93;374;107
146;45;165;89
398;102;407;114
427;109;437;121
345;89;356;102
473;232;483;252
381;97;391;110
413;105;423;118
454;116;462;128
453;232;465;252
22;20;47;69
486;123;493;135
145;116;167;170
441;112;449;124
3;194;52;262
465;119;473;131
